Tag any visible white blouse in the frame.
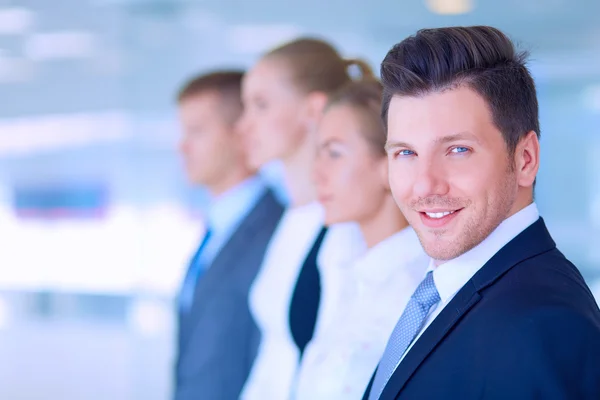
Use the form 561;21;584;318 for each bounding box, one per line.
241;202;365;400
293;227;429;400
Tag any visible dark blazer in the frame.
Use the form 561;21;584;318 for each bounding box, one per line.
175;190;284;400
365;218;600;400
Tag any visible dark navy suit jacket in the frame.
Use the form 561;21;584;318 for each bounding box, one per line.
364;218;600;400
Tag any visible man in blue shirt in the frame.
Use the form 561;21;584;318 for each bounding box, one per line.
174;70;284;400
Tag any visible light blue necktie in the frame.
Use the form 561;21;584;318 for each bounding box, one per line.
179;229;212;313
369;271;440;400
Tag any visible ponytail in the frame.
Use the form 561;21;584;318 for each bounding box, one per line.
344;58;377;81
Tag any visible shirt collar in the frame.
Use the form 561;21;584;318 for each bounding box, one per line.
355;226;428;285
317;221;367;270
430;202;540;303
205;175;266;236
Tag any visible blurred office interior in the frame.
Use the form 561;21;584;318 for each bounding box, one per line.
0;0;599;398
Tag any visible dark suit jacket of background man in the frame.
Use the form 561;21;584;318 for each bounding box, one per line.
175;189;284;400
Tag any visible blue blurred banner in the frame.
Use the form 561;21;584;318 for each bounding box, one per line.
13;184;108;219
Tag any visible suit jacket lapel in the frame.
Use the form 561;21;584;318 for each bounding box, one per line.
380;218;556;399
379;283;481;399
180;190;280;351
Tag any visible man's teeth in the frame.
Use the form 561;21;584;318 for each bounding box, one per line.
425;211;455;219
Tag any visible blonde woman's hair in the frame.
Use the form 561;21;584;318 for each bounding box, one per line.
326;79;386;156
264;37;376;95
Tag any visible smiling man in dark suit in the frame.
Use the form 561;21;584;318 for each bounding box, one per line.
364;26;600;400
174;70;284;400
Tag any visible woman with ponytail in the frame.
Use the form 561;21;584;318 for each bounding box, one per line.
238;38;371;400
292;78;429;399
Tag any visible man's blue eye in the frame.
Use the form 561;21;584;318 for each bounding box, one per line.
398;150;414;156
451;147;469;153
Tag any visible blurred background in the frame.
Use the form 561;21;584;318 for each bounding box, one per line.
0;0;599;398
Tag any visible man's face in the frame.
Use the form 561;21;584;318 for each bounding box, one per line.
178;92;242;189
386;86;523;262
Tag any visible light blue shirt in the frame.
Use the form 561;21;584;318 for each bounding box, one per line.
179;175;267;312
259;160;290;206
198;175;267;269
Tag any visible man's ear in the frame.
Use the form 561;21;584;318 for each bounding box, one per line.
515;130;540;189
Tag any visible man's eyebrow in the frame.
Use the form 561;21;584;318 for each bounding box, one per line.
384;131;481;152
384;140;412;152
434;131;480;145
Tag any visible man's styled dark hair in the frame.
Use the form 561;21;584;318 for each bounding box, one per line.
381;26;540;156
176;70;245;123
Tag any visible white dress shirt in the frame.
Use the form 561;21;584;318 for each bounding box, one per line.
241;202;365;400
293;227;429;400
312;220;367;341
398;202;540;365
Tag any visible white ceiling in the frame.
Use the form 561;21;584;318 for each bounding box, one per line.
0;0;598;118
0;0;598;277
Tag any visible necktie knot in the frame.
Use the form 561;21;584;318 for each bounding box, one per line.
412;271;440;308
